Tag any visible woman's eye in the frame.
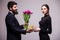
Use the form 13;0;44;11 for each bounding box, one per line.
41;9;43;10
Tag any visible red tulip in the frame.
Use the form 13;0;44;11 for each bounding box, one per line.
23;10;32;14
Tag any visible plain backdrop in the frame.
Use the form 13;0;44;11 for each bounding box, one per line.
0;0;60;40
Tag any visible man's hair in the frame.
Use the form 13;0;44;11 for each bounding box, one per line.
7;1;17;10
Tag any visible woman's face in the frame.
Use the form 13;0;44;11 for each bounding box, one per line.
41;6;48;15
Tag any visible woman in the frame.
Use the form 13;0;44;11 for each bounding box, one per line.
34;4;52;40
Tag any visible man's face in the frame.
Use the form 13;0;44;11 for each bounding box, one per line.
10;5;18;14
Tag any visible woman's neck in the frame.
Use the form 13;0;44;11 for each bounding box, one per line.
44;13;49;17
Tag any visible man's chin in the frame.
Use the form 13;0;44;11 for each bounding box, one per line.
12;11;18;15
15;12;18;15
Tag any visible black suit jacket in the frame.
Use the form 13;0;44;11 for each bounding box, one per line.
5;12;26;40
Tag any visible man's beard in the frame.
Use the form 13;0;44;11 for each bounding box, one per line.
12;10;18;15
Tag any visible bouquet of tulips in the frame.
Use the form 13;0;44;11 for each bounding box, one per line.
23;10;32;30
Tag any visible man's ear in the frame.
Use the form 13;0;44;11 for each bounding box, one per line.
9;7;12;11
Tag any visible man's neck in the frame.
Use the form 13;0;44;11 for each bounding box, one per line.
9;11;14;15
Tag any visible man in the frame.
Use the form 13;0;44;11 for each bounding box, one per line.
5;1;32;40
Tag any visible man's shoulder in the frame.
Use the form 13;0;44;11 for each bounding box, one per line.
6;12;13;19
7;12;13;17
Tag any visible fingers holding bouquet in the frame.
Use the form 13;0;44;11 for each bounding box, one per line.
27;25;41;32
26;25;34;33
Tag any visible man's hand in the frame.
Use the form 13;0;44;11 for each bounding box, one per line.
26;28;33;33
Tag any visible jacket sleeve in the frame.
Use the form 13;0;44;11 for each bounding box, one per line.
6;15;26;34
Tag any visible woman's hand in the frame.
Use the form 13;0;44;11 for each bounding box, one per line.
33;27;40;32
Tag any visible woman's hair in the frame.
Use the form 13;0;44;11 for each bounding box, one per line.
41;4;49;10
41;4;49;13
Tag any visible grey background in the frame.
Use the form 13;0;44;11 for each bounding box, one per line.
0;0;60;40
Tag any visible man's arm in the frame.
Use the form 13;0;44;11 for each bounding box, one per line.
6;15;26;34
